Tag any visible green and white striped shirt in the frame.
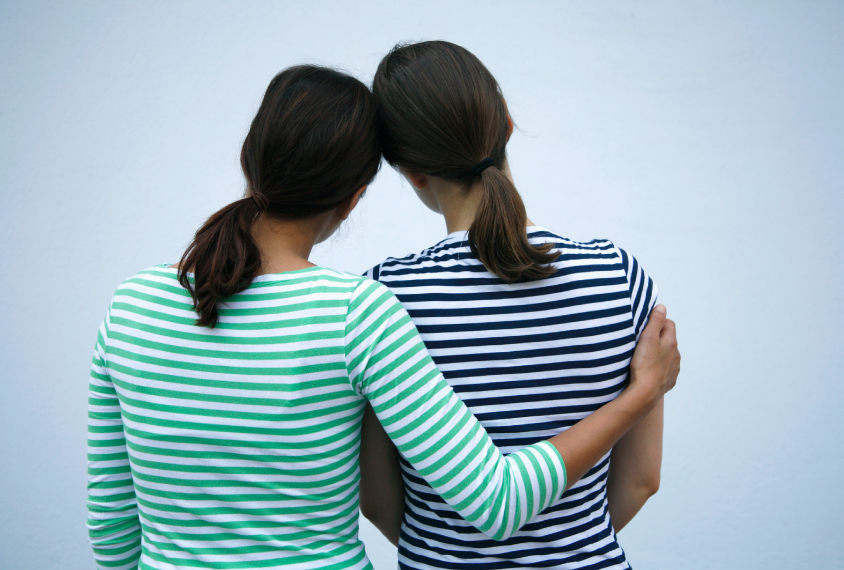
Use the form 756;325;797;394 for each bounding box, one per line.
87;265;566;570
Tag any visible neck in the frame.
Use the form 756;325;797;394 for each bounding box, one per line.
250;212;334;275
427;164;535;234
438;180;484;234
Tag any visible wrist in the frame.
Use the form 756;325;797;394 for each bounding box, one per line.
617;379;659;418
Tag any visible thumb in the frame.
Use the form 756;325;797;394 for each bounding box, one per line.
640;305;667;341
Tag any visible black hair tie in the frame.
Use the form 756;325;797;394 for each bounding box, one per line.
251;190;270;212
472;157;495;177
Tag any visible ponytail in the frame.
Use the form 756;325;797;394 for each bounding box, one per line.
373;41;560;283
178;198;262;328
469;166;558;282
176;65;381;328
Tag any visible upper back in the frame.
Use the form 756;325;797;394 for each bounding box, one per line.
368;227;655;444
99;264;373;567
367;226;657;569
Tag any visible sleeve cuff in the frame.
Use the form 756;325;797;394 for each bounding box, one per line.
533;440;567;504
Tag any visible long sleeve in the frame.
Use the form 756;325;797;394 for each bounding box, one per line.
344;279;566;541
87;315;142;569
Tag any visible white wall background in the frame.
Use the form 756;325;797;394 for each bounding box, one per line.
1;1;842;568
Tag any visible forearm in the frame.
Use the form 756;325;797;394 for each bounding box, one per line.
548;386;657;492
88;329;141;569
606;483;654;532
86;505;142;569
87;409;142;569
605;397;664;532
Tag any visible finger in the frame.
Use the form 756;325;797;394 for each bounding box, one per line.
660;318;677;343
641;305;667;341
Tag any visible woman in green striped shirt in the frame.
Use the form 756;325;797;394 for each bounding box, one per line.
87;65;680;570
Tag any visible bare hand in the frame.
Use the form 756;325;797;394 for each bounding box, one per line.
628;305;681;403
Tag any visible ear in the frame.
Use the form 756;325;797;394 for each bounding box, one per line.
400;168;428;191
338;185;368;221
503;98;514;141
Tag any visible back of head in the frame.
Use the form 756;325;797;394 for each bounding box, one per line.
373;41;558;282
180;65;381;327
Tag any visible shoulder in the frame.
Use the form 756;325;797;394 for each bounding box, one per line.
343;274;409;332
110;264;188;305
345;274;400;307
536;231;659;334
527;228;655;296
527;227;626;274
96;265;187;342
365;236;459;283
606;246;651;286
317;268;401;313
529;227;617;255
318;267;387;296
304;266;367;290
116;264;182;288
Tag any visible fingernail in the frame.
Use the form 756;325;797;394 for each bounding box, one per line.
655;304;667;315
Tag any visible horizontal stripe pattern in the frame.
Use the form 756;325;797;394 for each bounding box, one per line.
87;266;567;570
368;228;656;570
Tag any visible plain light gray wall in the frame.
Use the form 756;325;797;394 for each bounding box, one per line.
1;1;842;569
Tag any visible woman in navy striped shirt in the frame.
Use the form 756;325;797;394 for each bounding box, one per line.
360;41;673;569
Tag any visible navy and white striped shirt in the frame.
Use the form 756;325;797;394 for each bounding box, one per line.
367;226;657;570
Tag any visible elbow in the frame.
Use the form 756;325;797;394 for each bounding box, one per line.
478;523;520;542
647;476;660;497
359;494;394;526
359;500;379;523
639;472;660;498
630;461;661;498
480;529;513;542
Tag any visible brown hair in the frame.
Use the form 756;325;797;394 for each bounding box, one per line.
178;65;381;327
372;41;558;282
